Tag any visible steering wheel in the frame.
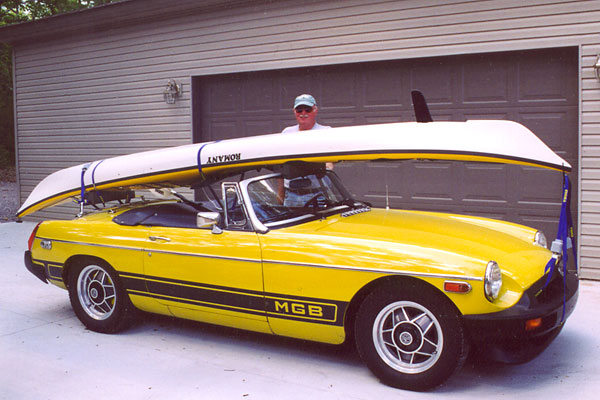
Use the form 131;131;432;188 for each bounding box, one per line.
302;192;327;209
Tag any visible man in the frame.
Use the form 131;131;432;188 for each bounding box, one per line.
281;94;331;133
279;94;333;202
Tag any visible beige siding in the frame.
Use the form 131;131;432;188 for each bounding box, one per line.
12;0;600;277
582;37;600;279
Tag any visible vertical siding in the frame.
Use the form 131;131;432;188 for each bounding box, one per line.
14;21;195;219
11;0;600;277
581;40;600;280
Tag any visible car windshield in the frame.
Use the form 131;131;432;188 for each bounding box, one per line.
246;171;359;227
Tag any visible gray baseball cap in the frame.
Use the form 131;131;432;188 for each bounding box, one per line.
293;94;317;109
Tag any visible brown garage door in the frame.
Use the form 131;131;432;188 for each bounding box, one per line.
192;47;578;239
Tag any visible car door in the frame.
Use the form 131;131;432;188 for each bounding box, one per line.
143;185;269;334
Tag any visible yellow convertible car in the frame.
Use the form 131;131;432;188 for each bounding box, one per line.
24;161;578;391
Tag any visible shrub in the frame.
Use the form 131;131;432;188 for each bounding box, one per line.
0;145;14;169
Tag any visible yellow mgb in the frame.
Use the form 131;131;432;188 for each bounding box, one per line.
25;164;578;391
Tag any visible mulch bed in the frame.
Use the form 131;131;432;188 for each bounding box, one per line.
0;167;16;182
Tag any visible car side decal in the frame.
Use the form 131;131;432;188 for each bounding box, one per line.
119;272;347;326
264;295;341;325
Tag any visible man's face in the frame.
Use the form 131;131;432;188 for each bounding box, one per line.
294;105;318;131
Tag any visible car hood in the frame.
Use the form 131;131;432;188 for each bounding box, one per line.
282;208;552;288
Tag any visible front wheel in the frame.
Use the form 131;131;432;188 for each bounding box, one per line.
355;282;468;391
68;260;134;333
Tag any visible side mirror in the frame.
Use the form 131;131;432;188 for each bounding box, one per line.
197;212;222;234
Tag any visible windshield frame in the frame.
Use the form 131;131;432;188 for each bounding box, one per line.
238;170;356;232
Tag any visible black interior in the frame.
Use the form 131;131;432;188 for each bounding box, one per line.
112;203;200;229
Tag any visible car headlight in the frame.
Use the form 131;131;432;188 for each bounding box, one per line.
534;230;548;248
484;261;502;302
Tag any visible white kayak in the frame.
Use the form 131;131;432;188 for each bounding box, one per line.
17;120;571;218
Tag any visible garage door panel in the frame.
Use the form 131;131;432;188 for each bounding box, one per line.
241;75;275;112
517;53;576;103
519;210;562;226
461;206;508;222
405;202;456;215
463;111;510;120
337;162;405;206
242;92;275;112
427;112;455;121
321;70;358;109
463;59;510;104
364;195;404;208
364;67;405;107
410;62;455;105
520;213;563;238
520;212;561;225
243;120;277;136
210;120;240;141
209;81;240;113
364;113;411;125
517;168;563;205
409;162;454;202
462;163;509;204
324;115;359;127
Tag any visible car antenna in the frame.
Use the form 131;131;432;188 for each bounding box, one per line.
385;184;390;210
411;90;433;123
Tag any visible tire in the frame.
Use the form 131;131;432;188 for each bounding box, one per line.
68;260;134;333
355;281;468;391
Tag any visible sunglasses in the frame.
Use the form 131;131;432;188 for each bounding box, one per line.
295;106;313;113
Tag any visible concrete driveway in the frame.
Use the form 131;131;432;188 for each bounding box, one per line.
1;221;598;400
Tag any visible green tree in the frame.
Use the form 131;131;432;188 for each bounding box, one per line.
0;0;117;169
1;41;13;169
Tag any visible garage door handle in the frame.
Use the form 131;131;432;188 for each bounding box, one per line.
149;236;171;242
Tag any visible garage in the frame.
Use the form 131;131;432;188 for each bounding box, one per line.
2;0;597;278
193;47;578;238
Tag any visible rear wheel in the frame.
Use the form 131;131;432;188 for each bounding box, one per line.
355;281;468;391
68;260;133;333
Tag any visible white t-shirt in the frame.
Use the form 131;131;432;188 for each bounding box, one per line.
281;122;331;134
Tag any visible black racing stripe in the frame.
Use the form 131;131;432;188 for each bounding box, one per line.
120;271;264;297
120;272;347;326
120;272;265;314
146;279;265;313
129;291;268;318
120;274;147;292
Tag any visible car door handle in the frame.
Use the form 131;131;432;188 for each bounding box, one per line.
149;236;171;242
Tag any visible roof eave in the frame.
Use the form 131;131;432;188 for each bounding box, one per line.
0;0;260;45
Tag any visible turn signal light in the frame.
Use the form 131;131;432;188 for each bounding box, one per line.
444;281;472;294
525;317;543;331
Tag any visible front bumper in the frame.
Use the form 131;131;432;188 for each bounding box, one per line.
464;268;579;363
